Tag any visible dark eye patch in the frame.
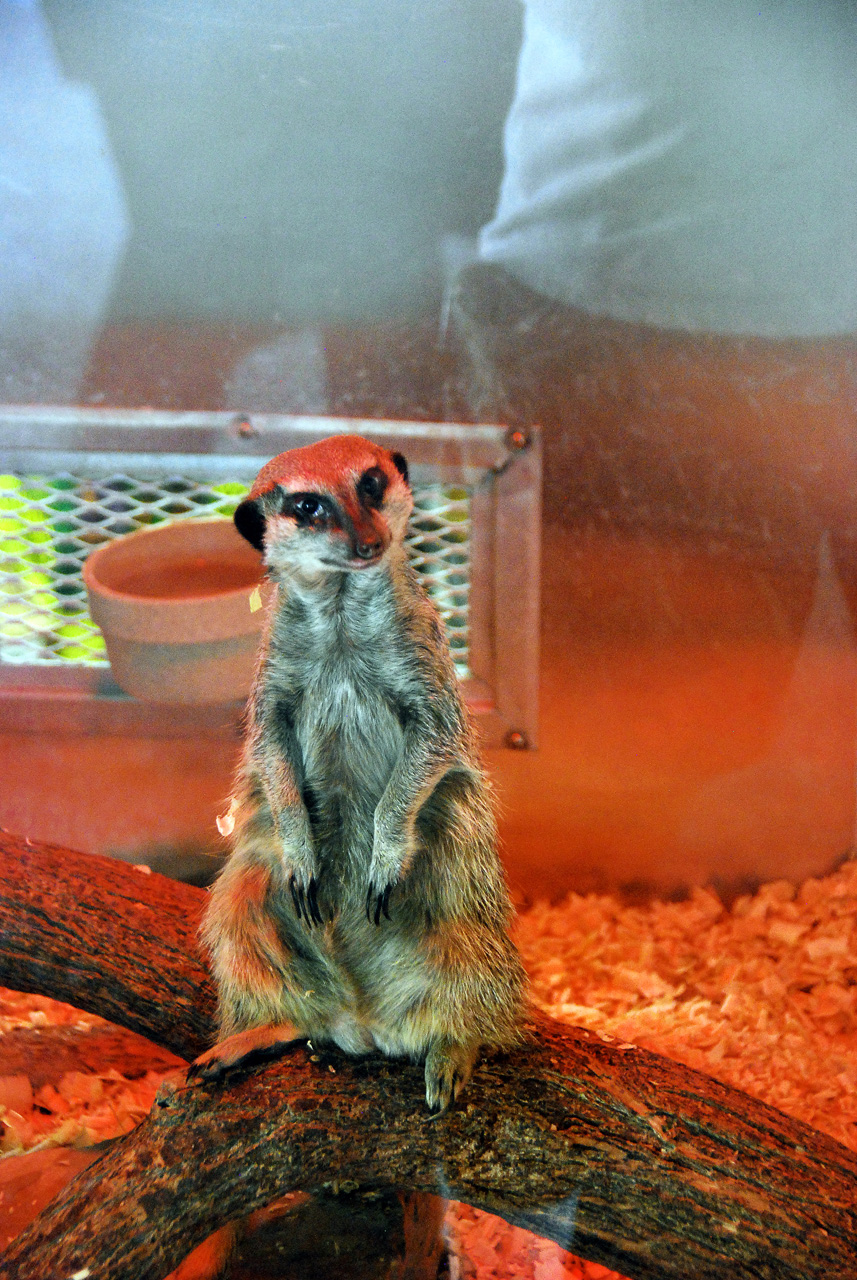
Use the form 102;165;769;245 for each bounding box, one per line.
281;491;331;527
356;466;388;508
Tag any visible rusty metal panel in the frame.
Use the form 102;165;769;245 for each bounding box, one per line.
493;430;542;749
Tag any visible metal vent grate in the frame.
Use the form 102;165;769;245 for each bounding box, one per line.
0;471;472;678
0;412;540;748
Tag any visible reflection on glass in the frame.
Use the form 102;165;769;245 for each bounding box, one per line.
1;1;856;1272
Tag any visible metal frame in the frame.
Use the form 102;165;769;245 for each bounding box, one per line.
0;408;540;748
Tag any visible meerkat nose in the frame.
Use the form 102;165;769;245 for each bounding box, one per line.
355;539;382;560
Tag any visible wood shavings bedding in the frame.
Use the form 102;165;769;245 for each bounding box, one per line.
0;1065;181;1155
515;857;857;1155
0;990;104;1037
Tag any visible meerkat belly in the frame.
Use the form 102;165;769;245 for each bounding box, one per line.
344;922;435;1049
295;674;402;879
322;914;434;1057
289;669;419;1045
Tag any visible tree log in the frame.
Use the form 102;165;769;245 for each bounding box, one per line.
0;833;855;1280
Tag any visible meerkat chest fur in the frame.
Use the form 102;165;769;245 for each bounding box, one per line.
262;561;420;880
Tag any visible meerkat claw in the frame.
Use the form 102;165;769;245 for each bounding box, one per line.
366;883;392;925
307;876;323;926
289;874;323;926
289;873;305;922
424;1041;477;1114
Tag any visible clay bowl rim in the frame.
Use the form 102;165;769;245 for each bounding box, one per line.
82;517;265;606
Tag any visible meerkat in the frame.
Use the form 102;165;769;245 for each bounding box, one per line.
191;434;526;1113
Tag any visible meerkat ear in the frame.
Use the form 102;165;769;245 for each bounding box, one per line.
234;497;266;551
390;452;410;487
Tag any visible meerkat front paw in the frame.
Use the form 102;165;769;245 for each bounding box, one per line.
367;829;413;924
187;1022;304;1084
276;814;322;925
424;1040;479;1115
366;868;396;926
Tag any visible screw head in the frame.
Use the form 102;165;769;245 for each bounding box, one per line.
505;729;529;750
505;428;529;452
234;415;255;439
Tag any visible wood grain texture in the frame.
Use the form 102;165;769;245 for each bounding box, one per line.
0;835;855;1280
0;831;215;1058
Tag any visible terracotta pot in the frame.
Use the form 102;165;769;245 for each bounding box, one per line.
83;519;270;704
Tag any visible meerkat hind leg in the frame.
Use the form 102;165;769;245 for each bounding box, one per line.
424;1039;479;1115
188;1021;304;1084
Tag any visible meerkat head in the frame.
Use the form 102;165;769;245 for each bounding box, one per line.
233;435;412;578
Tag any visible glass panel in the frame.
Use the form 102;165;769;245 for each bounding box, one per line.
2;2;857;1271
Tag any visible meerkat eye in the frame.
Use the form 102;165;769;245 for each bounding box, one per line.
357;466;388;508
289;493;327;526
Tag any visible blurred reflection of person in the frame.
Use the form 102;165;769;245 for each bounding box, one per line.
472;0;857;338
454;0;857;566
452;0;857;884
0;0;128;402
454;0;857;488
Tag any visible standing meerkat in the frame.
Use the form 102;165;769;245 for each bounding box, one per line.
192;434;526;1113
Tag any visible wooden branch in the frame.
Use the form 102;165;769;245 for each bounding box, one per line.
1;834;856;1280
0;830;215;1059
